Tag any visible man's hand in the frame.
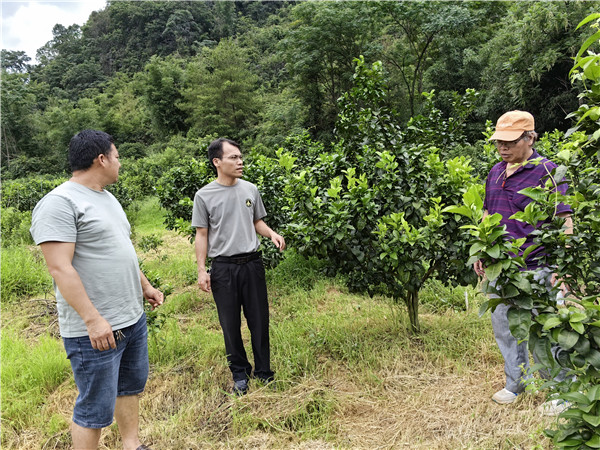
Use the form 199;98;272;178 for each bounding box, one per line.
551;272;569;296
474;259;485;277
86;315;116;351
198;269;211;292
270;232;286;251
143;285;164;310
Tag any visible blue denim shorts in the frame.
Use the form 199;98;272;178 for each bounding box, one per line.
63;313;149;429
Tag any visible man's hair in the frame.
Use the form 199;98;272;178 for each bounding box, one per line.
69;129;115;172
523;130;539;144
207;138;240;172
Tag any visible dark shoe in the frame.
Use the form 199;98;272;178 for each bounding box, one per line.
233;379;248;395
136;446;152;450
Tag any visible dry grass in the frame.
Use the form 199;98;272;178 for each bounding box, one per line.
3;311;555;448
2;229;557;449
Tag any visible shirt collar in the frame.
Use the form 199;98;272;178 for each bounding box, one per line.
522;149;541;170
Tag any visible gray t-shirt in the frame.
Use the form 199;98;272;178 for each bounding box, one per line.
30;181;143;337
191;179;267;257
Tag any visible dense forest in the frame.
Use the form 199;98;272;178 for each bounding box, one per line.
1;1;595;179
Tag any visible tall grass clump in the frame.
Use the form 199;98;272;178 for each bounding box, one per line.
266;250;326;296
419;278;483;314
1;331;71;433
1;246;52;302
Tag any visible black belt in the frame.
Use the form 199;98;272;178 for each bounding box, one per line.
214;251;261;265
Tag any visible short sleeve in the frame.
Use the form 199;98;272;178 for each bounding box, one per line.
191;192;209;228
30;194;78;244
253;188;267;221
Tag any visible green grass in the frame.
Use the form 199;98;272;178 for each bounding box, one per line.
130;196;167;235
0;330;71;433
0;196;555;449
0;246;52;302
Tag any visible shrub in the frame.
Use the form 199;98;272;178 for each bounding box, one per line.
1;175;67;212
1;207;33;247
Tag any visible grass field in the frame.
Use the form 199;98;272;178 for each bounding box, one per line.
1;198;557;449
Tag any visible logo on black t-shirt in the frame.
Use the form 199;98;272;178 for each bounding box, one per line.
245;198;252;207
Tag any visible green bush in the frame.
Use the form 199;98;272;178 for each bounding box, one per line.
1;247;52;302
1;207;33;247
1;175;67;212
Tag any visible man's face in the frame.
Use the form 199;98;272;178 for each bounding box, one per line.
495;133;533;164
104;144;121;183
214;142;243;179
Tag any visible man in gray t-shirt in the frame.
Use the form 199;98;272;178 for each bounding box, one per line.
30;130;163;450
192;138;285;395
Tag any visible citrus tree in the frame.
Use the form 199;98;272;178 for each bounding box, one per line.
282;57;479;332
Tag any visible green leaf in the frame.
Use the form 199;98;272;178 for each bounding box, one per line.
569;312;588;323
522;244;540;261
586;349;600;369
557;330;580;350
543;317;563;330
571;322;585;334
560;409;583;420
442;205;471;217
584;62;600;82
583;414;600;428
508;307;531;340
575;12;600;30
586;434;600;449
513;277;532;294
513;296;533;309
478;300;489;317
532;338;553;368
557;438;584;446
469;241;485;256
576;30;600;58
587;384;600;402
484;263;502;282
518;187;546;202
485;244;500;259
562;392;591;405
503;284;519;299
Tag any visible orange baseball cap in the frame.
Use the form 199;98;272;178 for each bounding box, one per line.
489;110;535;141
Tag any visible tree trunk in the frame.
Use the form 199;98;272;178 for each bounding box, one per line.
405;290;420;333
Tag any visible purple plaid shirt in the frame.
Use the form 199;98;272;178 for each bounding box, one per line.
483;150;571;269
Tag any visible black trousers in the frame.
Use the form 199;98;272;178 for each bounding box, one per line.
210;255;273;382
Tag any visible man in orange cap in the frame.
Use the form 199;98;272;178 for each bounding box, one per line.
474;111;573;413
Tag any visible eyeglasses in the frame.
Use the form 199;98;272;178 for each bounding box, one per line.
494;133;527;149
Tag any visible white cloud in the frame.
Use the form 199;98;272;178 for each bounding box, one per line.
1;0;106;62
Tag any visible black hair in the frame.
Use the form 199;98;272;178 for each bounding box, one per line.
69;129;115;172
207;138;241;172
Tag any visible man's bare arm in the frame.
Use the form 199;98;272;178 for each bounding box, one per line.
195;227;211;292
39;241;116;351
139;270;164;310
254;219;286;251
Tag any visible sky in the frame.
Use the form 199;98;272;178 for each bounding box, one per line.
1;0;107;62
